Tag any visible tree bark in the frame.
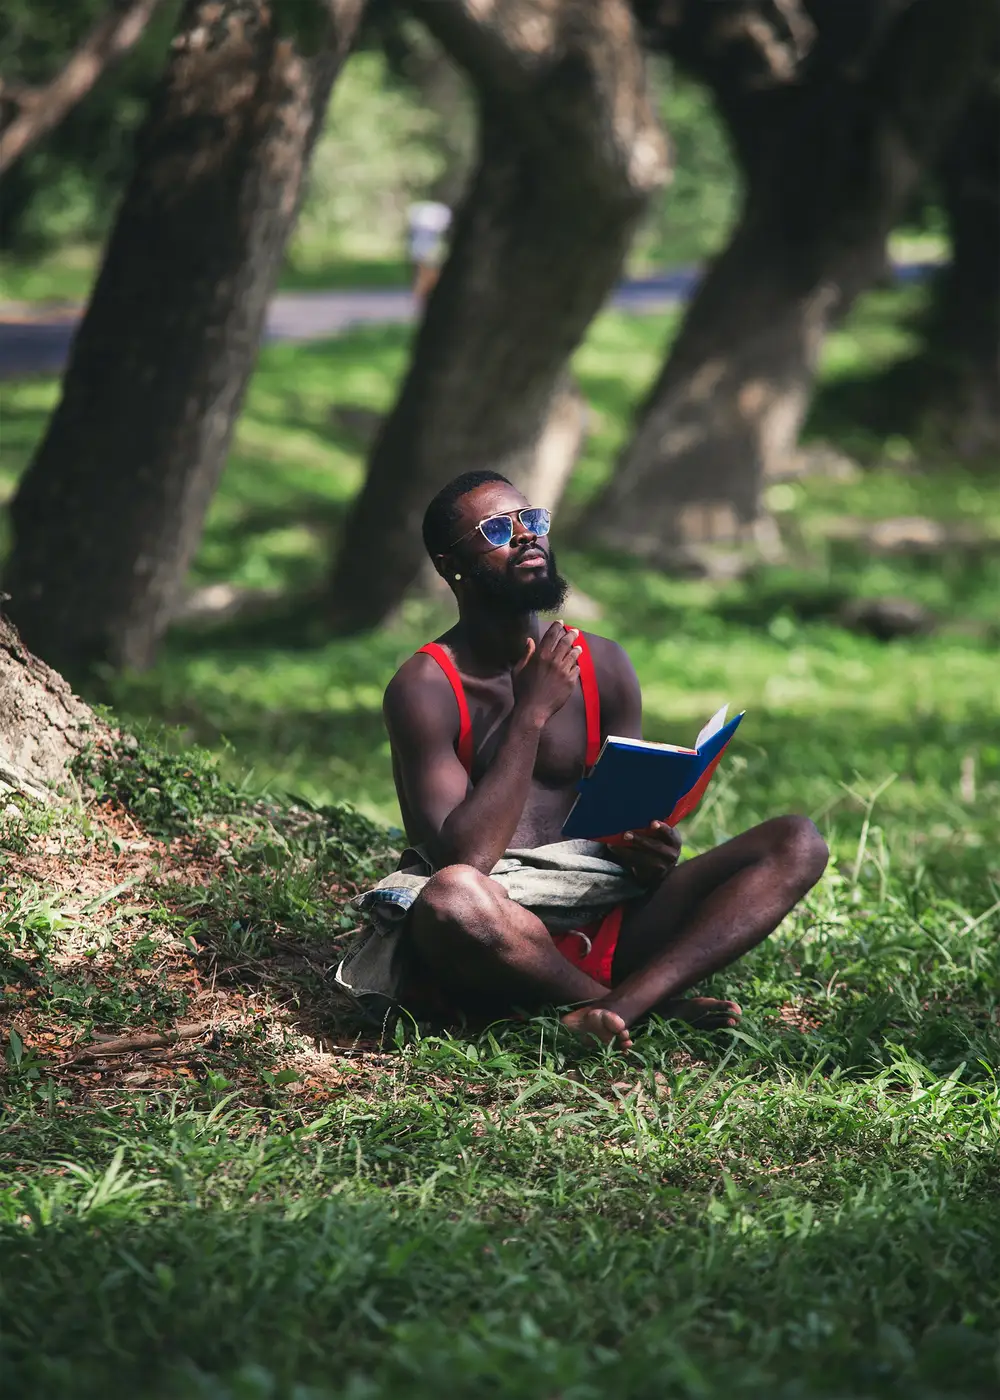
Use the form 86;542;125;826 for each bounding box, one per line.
0;610;104;802
0;0;165;176
919;76;1000;456
325;0;668;633
585;0;998;566
4;0;365;677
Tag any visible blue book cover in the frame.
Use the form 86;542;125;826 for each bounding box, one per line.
561;706;745;842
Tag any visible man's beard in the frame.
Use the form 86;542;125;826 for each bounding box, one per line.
467;546;569;614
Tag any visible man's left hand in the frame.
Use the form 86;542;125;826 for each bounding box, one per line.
611;821;682;886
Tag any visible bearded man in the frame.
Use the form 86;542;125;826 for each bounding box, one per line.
339;471;828;1048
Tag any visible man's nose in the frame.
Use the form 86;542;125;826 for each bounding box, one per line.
512;517;537;545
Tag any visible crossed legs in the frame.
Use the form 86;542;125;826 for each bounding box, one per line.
408;816;829;1048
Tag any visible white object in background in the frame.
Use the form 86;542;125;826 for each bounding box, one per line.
407;202;452;265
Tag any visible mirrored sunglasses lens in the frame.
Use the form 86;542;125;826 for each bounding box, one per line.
480;515;514;547
522;508;550;536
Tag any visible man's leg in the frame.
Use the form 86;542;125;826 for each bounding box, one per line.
409;865;630;1038
563;816;829;1046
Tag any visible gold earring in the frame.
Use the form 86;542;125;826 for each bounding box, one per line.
454;572;462;581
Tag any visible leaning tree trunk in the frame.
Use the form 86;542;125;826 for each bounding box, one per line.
0;611;105;804
585;0;998;567
918;77;1000;457
325;0;668;633
4;0;365;677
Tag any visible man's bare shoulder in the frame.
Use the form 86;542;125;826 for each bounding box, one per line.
578;631;642;728
383;650;455;725
578;631;637;681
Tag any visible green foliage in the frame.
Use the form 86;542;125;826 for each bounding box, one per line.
1;19;738;274
73;732;253;837
290;48;473;268
0;1;179;251
635;58;742;269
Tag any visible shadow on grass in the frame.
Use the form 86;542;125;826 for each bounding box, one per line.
4;1140;1000;1400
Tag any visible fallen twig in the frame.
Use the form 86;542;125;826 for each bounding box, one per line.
65;1020;213;1062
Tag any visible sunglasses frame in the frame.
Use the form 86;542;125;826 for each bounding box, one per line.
448;506;551;552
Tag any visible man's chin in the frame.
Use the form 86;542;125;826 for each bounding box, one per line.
468;555;569;613
518;577;569;612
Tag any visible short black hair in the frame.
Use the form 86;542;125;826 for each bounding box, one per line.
421;470;513;558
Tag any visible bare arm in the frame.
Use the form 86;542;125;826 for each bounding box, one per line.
384;625;582;874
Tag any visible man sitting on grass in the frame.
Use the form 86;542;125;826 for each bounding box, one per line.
339;471;828;1048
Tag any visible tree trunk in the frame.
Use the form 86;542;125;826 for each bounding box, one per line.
582;103;892;566
920;78;1000;456
0;611;104;803
586;0;998;566
4;0;365;677
325;0;668;633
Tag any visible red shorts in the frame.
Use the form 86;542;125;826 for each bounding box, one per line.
550;904;625;989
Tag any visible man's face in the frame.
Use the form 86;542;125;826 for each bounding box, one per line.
445;482;568;614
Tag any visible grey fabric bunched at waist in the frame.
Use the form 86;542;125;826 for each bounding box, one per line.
335;839;642;1021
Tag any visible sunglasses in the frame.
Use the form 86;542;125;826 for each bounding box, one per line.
449;506;551;551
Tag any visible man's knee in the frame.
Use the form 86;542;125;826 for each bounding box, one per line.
416;865;543;957
766;815;829;890
419;865;497;928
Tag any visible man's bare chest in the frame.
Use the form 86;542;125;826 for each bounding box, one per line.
465;679;589;789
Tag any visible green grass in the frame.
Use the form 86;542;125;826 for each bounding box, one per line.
3;738;999;1397
0;247;412;306
3;278;1000;1397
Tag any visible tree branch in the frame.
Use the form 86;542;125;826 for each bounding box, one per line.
0;0;164;175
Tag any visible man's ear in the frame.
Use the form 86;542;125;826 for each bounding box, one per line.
432;553;454;581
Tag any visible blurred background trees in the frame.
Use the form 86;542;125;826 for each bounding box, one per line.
582;0;998;571
0;0;996;677
5;0;366;675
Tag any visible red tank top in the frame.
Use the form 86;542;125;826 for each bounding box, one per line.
416;627;601;778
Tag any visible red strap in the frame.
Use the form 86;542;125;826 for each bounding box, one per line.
417;643;474;776
572;629;602;770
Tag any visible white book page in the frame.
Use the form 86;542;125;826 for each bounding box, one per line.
695;705;730;750
605;735;697;756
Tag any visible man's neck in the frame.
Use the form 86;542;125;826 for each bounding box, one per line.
454;603;541;673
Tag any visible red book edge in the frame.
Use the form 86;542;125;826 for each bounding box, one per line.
666;743;730;825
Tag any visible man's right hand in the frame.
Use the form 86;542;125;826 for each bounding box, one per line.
512;622;582;727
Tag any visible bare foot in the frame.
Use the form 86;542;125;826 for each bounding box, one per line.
561;1006;634;1051
657;996;742;1030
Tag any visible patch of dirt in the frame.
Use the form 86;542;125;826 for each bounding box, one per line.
1;801;382;1108
777;1001;823;1033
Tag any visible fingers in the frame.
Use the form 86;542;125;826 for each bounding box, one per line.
540;620;568;654
557;626;581;666
539;623;580;673
621;830;680;859
622;827;669;846
628;821;680;845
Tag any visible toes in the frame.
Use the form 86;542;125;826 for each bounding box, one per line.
562;1007;632;1049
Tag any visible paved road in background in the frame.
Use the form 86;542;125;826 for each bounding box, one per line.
0;263;935;381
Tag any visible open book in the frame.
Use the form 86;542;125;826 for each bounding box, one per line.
561;706;745;842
